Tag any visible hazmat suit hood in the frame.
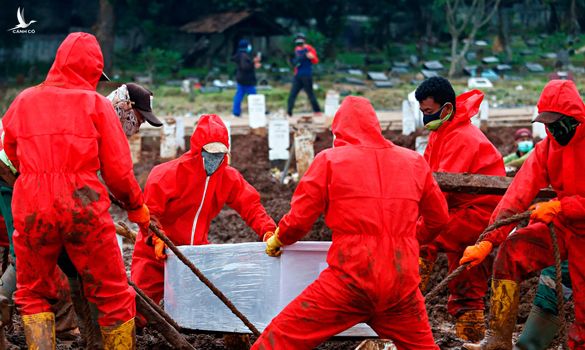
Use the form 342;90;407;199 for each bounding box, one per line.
190;114;230;155
44;32;104;90
537;80;585;124
331;96;389;148
450;89;484;127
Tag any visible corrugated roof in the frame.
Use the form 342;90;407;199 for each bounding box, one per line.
181;11;253;34
181;10;288;36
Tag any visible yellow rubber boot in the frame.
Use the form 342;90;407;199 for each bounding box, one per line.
463;279;519;350
101;318;136;350
22;312;56;350
418;257;435;292
456;310;486;342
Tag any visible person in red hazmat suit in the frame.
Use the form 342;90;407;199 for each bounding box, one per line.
460;80;585;349
251;96;450;350
414;77;506;342
1;32;149;350
131;114;276;305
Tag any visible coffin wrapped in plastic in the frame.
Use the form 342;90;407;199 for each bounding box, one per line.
164;242;375;336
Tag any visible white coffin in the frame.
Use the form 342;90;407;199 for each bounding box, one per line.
164;242;376;336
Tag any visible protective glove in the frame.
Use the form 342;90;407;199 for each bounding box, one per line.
152;235;167;261
265;230;283;257
127;204;150;232
530;200;561;224
262;231;274;242
460;241;493;268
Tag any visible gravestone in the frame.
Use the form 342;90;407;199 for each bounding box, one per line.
423;61;444;70
415;135;429;155
268;118;290;161
421;70;439;79
128;133;141;164
324;91;340;117
468;77;494;88
348;69;364;76
367;72;389;81
532;107;547;139
526;63;545;73
482;56;500;64
160;118;178;160
248;94;267;128
374;81;394;88
175;116;185;152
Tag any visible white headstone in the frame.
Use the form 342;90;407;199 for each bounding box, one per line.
268;119;290;160
468;77;493;88
181;79;191;94
402;100;416;136
407;91;424;129
248;94;267;128
324;91;340;117
160;119;178;159
532;107;547;139
175;116;185;151
471;100;489;128
415;135;429;155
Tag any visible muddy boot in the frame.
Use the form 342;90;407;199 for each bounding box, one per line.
463;279;519;350
0;265;16;327
22;312;56;350
419;257;435;292
515;305;561;350
101;318;135;350
456;310;486;342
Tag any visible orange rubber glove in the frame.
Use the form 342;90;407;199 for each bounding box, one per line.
152;235;167;261
460;241;493;268
127;204;150;232
530;200;561;224
262;231;274;242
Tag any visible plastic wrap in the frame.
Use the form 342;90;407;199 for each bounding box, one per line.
164;242;375;336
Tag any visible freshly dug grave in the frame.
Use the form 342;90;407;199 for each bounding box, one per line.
5;126;564;349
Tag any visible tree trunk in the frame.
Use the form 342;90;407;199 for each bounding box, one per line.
497;6;512;61
548;1;560;33
570;0;580;34
95;0;115;75
448;36;459;78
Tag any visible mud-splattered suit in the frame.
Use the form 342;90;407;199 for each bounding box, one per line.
2;33;143;327
252;96;449;350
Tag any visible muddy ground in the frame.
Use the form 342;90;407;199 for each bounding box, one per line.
4;126;569;349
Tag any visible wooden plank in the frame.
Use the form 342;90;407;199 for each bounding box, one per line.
434;172;556;198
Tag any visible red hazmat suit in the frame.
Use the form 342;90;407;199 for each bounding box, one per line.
2;32;143;326
252;96;449;350
131;114;276;304
418;90;505;317
484;80;585;348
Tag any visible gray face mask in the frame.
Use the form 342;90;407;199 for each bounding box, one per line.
201;150;225;176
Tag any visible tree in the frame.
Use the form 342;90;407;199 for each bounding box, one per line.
443;0;501;77
95;0;115;74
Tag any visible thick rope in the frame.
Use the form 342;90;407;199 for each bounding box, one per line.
128;280;182;332
425;211;531;302
549;225;568;350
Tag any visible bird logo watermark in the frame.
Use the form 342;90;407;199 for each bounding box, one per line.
8;7;37;34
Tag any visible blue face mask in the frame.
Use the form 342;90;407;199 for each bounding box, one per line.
517;140;534;153
246;45;252;53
